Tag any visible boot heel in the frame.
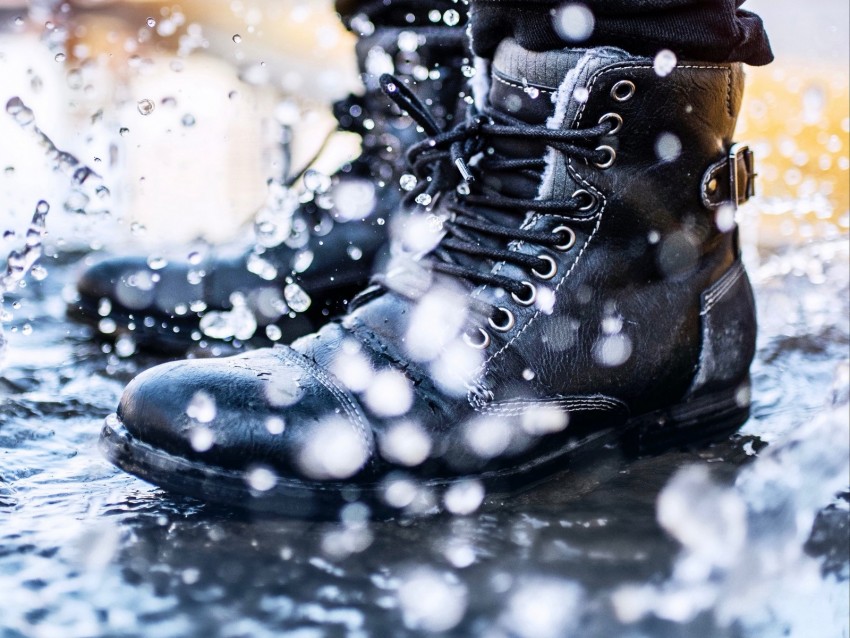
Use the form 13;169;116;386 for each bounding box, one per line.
624;379;751;456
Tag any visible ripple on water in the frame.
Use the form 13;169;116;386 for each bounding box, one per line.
0;241;847;637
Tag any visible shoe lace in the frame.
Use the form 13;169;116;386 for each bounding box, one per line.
378;73;614;317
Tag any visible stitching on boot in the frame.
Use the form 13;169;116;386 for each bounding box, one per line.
480;395;627;417
689;259;749;395
702;261;745;314
491;73;555;95
274;347;375;454
701;158;727;209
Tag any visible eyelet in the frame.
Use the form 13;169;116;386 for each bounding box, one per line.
532;254;558;281
488;307;516;333
594;145;616;169
552;226;577;251
598;112;623;135
572;189;597;212
511;281;537;307
463;328;491;350
610;80;636;102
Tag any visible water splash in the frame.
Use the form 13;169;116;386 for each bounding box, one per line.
0;200;51;366
5;97;111;216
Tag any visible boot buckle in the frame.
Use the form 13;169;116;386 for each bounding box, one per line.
701;143;757;210
728;143;756;208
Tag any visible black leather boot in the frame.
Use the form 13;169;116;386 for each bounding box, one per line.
70;26;468;353
102;40;758;517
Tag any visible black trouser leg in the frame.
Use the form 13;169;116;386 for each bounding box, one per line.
337;0;771;65
335;0;469;30
468;0;772;64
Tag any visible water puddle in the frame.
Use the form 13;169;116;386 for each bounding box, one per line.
0;4;848;638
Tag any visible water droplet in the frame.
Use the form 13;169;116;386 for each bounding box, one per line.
292;250;314;273
265;417;285;435
146;255;168;270
186;391;217;423
443;9;461;26
364;369;413;418
190;425;215;452
266;324;283;342
115;335;136;358
30;264;48;281
715;204;737;233
98;318;117;334
653;49;678;77
297;418;368;480
400;174;418;191
332;179;376;221
284;283;311;313
97;298;112;317
397;568;468;632
146;17;156;28
136;99;155;116
246;253;278;280
415;193;432;207
64;190;90;213
181;113;196;127
347;246;363;261
232;34;242;44
379;421;431;467
303;169;331;194
443;479;485;515
655;132;682;162
6;97;34;126
119;127;130;137
554;3;595;42
397;31;419;53
593;333;633;367
245;465;278;492
54;52;66;63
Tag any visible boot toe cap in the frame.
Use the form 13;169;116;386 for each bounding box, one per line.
116;348;375;483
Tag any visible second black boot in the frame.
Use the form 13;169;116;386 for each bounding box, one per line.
69;24;468;353
102;40;758;517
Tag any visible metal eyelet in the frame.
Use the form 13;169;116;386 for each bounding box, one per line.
594;145;616;169
463;328;491;350
511;281;537;307
572;189;597;212
488;307;516;333
532;254;558;281
552;226;577;251
598;112;623;135
610;80;636;102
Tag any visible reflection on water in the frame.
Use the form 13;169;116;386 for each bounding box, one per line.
0;241;846;637
1;2;848;637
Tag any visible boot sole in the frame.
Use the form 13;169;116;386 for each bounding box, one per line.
99;382;750;519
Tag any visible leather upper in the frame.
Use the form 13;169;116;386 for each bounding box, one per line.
117;41;757;483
